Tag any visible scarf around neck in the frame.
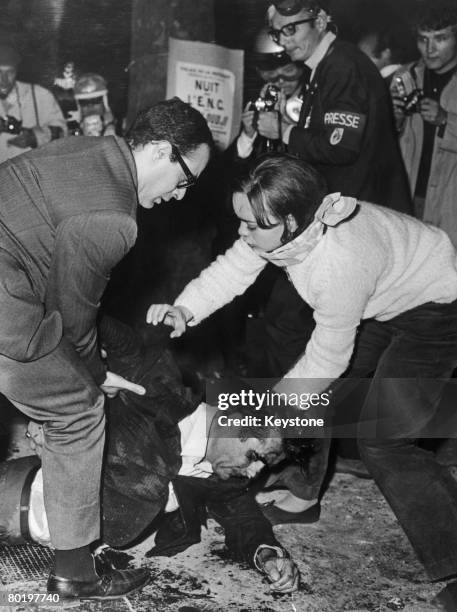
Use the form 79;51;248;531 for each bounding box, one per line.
261;193;357;267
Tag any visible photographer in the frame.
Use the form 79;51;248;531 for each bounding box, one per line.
391;0;457;246
268;0;412;213
0;44;66;163
236;28;306;160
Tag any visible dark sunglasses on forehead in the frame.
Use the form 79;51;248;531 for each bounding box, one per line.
267;71;302;83
171;144;197;189
268;17;316;44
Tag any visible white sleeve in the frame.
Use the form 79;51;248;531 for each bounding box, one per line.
175;239;267;325
280;255;375;394
236;130;258;159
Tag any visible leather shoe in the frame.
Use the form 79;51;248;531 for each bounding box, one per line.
47;567;151;600
432;581;457;611
260;502;321;525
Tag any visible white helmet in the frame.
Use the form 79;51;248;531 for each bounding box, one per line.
74;73;108;100
253;27;292;70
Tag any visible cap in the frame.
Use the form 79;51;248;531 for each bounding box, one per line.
271;0;330;17
0;45;21;68
253;27;292;70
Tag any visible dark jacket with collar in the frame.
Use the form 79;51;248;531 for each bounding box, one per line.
100;317;281;564
289;39;413;214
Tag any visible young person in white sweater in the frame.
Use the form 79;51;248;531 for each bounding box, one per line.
147;153;457;605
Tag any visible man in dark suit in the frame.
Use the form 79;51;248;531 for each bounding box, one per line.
0;98;213;599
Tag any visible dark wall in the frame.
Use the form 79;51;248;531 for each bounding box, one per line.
57;0;132;120
0;0;132;122
127;0;215;126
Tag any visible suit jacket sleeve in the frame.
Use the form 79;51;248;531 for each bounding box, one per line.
289;55;369;165
45;211;137;384
206;484;282;566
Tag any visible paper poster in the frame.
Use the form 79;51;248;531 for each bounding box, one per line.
167;38;244;150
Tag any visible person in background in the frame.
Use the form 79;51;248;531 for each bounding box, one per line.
236;27;306;160
391;0;457;247
73;72;116;136
267;0;412;212
0;44;67;163
357;20;418;84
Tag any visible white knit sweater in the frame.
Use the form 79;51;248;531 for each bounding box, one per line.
175;203;457;390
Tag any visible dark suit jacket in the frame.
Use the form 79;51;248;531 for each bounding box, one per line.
99;317;281;564
0;136;138;383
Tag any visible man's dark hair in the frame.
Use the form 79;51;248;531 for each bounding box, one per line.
414;0;457;32
358;25;417;65
127;97;214;157
234;153;327;245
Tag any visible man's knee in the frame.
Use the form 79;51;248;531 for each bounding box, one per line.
43;391;105;448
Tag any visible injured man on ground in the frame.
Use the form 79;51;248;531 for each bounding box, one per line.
2;316;306;593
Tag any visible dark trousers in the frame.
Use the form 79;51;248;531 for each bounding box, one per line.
263;271;315;379
342;300;457;581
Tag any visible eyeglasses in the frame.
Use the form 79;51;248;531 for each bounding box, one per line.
268;17;316;44
171;144;197;189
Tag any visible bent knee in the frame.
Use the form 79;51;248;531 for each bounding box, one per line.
44;391;105;445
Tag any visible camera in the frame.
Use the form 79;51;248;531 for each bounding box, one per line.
249;84;280;113
394;74;424;115
403;89;424;115
0;115;22;135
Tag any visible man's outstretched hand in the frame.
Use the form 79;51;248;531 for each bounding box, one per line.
146;304;193;338
101;371;146;398
256;546;300;593
263;555;300;593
